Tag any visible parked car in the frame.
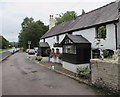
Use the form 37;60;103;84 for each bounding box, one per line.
34;47;38;53
26;49;30;53
16;48;20;52
9;49;15;54
28;49;35;55
9;47;17;54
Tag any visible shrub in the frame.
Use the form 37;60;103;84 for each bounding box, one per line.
19;48;26;52
58;54;62;59
76;66;90;78
102;49;114;58
36;56;43;61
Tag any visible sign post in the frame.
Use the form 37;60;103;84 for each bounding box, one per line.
28;41;31;49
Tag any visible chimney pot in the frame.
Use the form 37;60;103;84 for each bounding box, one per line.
49;15;55;29
116;0;120;2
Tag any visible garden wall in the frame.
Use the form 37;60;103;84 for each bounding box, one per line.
91;49;120;91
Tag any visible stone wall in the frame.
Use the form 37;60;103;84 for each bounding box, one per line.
91;49;120;91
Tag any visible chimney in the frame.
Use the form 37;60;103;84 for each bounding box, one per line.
116;0;120;2
49;15;55;30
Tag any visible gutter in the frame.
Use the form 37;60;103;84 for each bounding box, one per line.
114;23;118;50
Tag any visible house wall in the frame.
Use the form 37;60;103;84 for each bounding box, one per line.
73;24;116;50
43;34;66;53
40;39;44;42
59;34;66;43
41;23;116;55
62;61;89;73
45;36;55;48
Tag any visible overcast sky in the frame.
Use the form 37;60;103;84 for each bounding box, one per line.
0;0;115;42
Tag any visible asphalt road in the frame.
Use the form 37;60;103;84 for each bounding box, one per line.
2;52;101;95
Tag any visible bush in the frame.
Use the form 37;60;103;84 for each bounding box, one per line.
102;49;114;58
19;48;26;52
76;66;90;78
36;56;43;61
58;54;62;59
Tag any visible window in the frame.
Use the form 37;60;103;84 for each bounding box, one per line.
56;36;59;43
64;39;73;44
52;48;54;53
96;25;106;39
56;48;60;54
92;49;100;58
43;38;45;42
63;45;76;54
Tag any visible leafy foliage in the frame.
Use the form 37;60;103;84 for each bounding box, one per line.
18;17;48;49
102;49;114;58
98;26;106;39
76;66;90;78
55;11;77;25
36;56;43;61
0;35;10;49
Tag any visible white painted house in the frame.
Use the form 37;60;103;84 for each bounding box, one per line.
40;1;120;73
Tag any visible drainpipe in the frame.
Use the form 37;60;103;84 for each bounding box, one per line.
114;23;118;50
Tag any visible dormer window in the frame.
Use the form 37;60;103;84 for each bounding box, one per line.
96;25;106;39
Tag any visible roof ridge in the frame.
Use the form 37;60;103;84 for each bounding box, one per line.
55;2;116;25
79;2;116;16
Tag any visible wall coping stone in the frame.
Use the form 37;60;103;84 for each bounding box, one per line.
91;49;120;64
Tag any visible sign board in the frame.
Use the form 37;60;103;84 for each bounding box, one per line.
28;41;31;44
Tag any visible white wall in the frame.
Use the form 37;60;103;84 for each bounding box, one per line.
63;61;89;73
59;34;66;43
73;24;116;50
45;34;66;53
40;39;43;42
41;23;116;52
45;36;55;48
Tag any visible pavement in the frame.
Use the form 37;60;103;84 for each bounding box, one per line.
2;52;104;95
0;51;11;62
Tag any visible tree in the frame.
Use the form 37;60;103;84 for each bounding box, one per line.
18;17;48;49
0;35;10;49
55;11;77;25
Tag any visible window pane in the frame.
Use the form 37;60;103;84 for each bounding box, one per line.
63;45;76;54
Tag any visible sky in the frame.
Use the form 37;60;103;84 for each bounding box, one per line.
0;0;115;42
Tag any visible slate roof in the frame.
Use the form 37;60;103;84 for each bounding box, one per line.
41;1;119;39
39;42;50;47
61;34;90;44
67;34;90;43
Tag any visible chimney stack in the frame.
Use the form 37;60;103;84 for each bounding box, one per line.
49;15;55;30
116;0;120;2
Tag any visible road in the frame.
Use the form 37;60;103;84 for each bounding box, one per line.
2;52;101;95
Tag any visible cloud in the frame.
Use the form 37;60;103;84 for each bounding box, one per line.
0;0;115;3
